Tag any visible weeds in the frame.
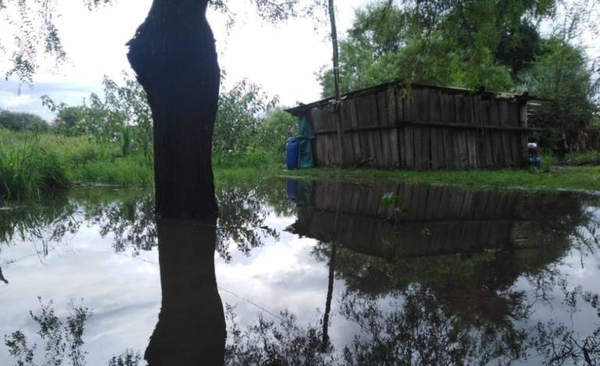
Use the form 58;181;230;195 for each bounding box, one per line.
0;132;68;200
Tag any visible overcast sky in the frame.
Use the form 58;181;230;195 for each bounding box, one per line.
0;0;597;122
0;0;367;121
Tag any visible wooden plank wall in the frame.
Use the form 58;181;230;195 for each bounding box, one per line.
307;84;529;169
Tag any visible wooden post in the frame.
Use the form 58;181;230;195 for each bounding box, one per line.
329;0;346;167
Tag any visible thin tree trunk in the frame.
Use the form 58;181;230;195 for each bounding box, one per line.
127;0;220;219
328;0;346;167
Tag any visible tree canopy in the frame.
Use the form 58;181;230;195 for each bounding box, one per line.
318;0;561;96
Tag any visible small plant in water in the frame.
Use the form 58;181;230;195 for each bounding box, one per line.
378;192;405;223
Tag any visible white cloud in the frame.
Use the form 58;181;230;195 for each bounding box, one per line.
4;93;31;107
0;0;368;118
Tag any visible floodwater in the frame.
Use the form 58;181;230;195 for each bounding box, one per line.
1;179;599;365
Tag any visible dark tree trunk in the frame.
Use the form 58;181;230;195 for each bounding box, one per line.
145;218;226;365
127;0;220;219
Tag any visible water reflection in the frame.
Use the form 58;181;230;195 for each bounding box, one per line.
2;180;600;365
145;218;226;365
0;184;280;263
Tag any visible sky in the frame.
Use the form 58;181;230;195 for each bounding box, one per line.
0;0;598;122
0;0;368;121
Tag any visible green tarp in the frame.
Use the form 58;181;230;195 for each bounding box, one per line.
297;115;315;169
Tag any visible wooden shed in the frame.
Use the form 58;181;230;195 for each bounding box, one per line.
286;82;533;170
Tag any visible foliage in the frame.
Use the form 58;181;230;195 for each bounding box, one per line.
255;108;297;158
0;110;49;132
0;130;152;191
377;191;405;223
0;130;68;200
318;0;557;97
101;74;153;157
42;74;153;158
523;37;600;154
213;80;279;165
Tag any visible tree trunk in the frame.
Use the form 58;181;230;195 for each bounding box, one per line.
328;0;346;167
127;0;220;219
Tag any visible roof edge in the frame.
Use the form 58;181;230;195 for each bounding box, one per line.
285;79;543;116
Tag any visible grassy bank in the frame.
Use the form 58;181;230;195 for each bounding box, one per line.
2;129;600;200
283;166;600;191
0;130;153;199
0;130;282;199
0;134;69;199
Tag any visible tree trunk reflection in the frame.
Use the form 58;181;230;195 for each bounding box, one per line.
145;218;225;366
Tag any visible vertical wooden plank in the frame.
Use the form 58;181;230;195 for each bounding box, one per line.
321;132;329;167
419;89;431;170
518;99;528;167
453;94;466;169
387;87;400;168
320;108;330;166
348;99;361;164
441;93;453;169
404;90;416;169
480;96;494;169
373;90;389;168
498;98;513;167
418;88;430;170
485;98;498;167
506;100;520;168
377;91;390;168
356;96;371;162
466;95;479;168
340;100;354;165
436;93;446;169
429;90;440;170
412;126;422;169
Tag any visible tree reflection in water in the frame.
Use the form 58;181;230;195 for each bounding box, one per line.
0;184;280;263
145;218;226;365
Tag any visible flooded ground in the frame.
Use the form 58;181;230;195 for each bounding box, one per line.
1;179;599;365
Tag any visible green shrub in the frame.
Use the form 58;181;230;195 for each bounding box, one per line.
0;132;68;199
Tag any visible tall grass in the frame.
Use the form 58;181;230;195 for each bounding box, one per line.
0;131;68;199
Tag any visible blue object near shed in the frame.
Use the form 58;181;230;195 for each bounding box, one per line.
286;137;299;170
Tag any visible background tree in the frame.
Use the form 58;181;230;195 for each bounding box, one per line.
318;0;557;96
0;110;49;132
212;80;278;162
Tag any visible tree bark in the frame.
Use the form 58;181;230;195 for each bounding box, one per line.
127;0;220;219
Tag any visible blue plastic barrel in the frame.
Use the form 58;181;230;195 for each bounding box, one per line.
286;137;299;170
